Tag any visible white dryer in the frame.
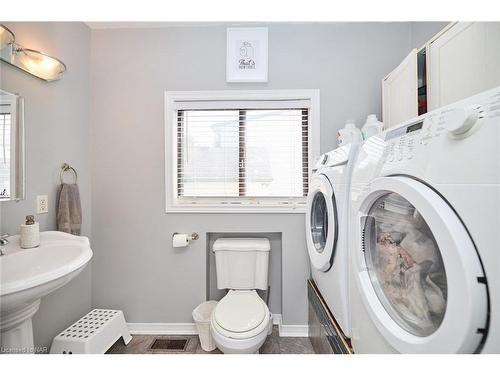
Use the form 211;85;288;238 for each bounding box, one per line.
306;143;360;337
349;87;500;353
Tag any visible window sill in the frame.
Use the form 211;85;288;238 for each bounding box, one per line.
165;204;307;214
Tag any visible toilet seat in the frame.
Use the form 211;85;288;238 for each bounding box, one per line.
212;290;270;339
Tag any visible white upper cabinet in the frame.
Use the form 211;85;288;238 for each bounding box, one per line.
428;22;500;110
382;49;418;129
382;22;500;129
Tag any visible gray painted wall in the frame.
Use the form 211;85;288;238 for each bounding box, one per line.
90;23;414;326
410;22;450;49
0;22;92;349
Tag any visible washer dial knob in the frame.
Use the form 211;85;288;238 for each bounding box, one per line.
445;105;481;135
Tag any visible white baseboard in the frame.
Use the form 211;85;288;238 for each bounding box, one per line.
127;323;197;335
278;324;309;337
127;314;308;338
272;313;282;326
273;314;308;337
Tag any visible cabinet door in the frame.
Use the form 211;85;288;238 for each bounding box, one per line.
428;22;500;110
382;49;418;129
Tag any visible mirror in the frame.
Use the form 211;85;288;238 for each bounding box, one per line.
0;89;24;201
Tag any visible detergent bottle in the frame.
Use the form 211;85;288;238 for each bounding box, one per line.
361;114;384;139
337;120;363;147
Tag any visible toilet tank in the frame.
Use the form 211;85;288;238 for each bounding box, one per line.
213;238;270;290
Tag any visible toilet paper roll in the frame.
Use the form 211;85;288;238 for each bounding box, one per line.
173;233;190;248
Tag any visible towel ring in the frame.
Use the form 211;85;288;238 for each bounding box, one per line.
60;163;78;184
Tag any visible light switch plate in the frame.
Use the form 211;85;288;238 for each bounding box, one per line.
37;195;49;214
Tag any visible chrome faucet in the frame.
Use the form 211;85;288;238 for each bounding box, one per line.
0;234;9;245
0;234;9;255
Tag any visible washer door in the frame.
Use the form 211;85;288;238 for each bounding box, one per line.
355;176;488;353
306;174;338;271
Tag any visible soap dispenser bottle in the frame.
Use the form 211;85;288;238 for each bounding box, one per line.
20;215;40;249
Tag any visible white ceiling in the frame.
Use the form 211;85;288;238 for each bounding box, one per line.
84;21;318;29
85;22;208;29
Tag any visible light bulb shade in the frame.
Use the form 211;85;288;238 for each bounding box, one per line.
12;47;66;81
0;24;15;50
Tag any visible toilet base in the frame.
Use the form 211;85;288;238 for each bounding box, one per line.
211;320;271;354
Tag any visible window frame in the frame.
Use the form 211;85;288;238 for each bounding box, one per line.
0;94;19;201
165;89;320;213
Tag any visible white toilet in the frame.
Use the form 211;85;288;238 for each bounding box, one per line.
210;238;272;354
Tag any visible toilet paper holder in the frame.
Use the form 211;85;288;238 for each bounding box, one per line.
172;232;199;241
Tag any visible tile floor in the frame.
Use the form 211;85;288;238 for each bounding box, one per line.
106;326;315;354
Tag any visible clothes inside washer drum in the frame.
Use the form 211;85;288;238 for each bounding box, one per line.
365;192;448;337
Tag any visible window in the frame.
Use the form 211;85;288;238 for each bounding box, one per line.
165;90;320;212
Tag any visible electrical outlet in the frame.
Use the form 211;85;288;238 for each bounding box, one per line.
37;195;49;214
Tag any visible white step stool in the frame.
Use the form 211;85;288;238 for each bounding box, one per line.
50;309;132;354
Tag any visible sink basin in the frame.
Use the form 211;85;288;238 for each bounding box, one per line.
0;231;92;353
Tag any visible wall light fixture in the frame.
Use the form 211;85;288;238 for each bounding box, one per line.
0;24;67;82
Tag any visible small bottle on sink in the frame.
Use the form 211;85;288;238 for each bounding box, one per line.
20;215;40;249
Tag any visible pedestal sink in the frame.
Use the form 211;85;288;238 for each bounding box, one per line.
0;231;92;353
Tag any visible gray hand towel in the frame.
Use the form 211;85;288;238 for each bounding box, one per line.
57;183;82;235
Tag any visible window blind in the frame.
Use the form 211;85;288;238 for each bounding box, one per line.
176;107;309;199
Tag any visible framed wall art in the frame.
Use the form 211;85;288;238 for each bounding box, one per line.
226;27;268;83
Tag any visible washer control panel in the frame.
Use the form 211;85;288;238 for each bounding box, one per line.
374;86;500;181
383;86;500;164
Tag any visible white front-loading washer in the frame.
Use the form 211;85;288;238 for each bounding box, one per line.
306;143;360;338
349;86;500;353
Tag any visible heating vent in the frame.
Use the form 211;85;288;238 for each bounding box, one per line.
149;338;189;352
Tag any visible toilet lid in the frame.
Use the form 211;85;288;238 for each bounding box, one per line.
214;291;267;333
